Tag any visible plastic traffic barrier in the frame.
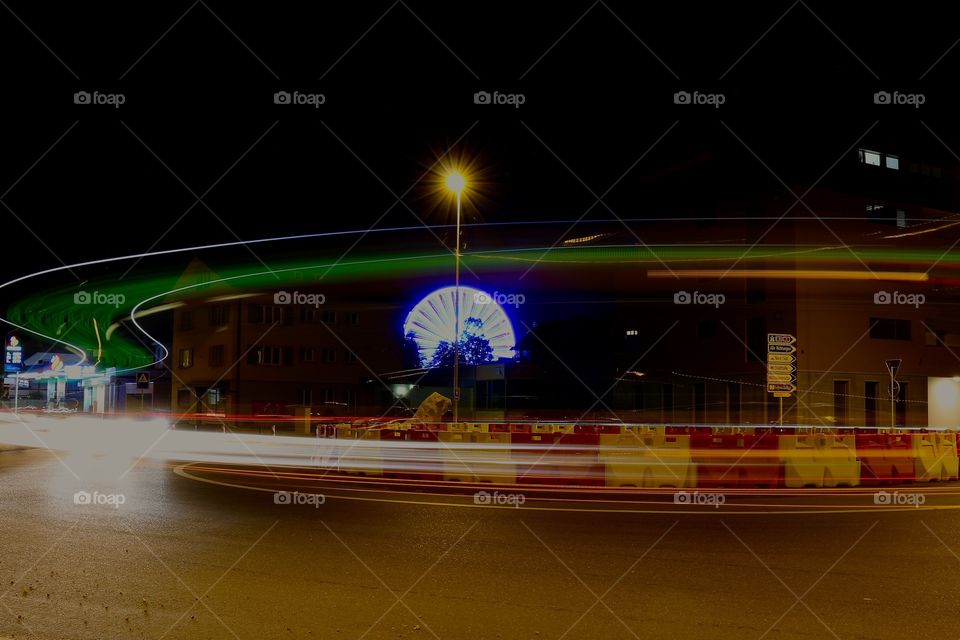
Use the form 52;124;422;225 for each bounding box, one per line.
599;432;694;487
911;432;959;481
575;424;623;434
778;433;860;487
382;429;444;481
691;432;782;488
440;431;515;483
856;433;915;485
333;426;382;476
511;432;604;486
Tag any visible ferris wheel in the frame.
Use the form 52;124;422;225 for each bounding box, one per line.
403;285;517;366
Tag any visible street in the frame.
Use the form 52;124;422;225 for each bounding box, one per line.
2;447;959;639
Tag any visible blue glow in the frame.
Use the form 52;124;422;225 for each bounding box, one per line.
403;285;517;367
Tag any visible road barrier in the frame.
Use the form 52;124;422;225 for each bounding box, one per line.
911;432;959;482
856;433;915;485
778;433;860;487
599;432;694;487
691;433;782;488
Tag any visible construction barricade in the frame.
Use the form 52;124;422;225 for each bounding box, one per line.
911;431;959;482
333;425;383;476
856;433;915;485
440;431;515;484
599;431;695;488
511;432;604;486
778;433;860;487
691;432;782;488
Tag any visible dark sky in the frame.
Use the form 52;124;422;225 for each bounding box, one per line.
2;0;960;292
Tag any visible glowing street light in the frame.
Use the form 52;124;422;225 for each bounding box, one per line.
443;169;468;425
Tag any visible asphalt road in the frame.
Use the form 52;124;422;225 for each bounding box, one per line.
2;447;960;640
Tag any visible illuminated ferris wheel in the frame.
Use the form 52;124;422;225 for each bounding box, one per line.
403;285;517;367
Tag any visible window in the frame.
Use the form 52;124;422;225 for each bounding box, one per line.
300;347;316;363
896;382;909;428
344;389;357;407
209;305;229;327
693;382;705;423
179;311;193;331
727;382;741;424
321;388;336;404
248;345;292;366
833;380;849;426
178;348;193;369
697;320;719;337
203;387;221;407
177;388;193;407
298;389;313;406
300;307;323;323
625;329;638;336
896;210;906;228
866;204;907;227
864;381;878;428
346;351;359;363
249;305;285;324
209;345;225;367
346;311;360;326
321;348;337;363
859;148;881;166
322;310;337;324
885;154;899;170
869;318;911;341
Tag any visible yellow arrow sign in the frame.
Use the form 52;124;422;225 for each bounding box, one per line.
767;363;796;373
767;373;794;383
767;353;795;363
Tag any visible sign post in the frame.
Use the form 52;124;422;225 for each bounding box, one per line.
884;359;902;432
5;336;23;413
767;333;797;426
136;372;150;413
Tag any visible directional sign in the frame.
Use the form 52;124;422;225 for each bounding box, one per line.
767;382;797;393
136;372;150;390
767;363;796;373
767;353;794;363
767;333;797;398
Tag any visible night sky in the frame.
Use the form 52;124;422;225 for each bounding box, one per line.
2;1;960;290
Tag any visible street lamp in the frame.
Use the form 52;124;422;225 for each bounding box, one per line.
444;170;467;425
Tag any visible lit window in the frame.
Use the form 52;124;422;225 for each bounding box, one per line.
178;348;193;368
625;329;638;336
859;149;881;166
885;155;899;170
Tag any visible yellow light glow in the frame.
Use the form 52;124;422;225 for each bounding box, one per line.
445;171;466;194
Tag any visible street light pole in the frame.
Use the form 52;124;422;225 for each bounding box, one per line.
453;190;461;426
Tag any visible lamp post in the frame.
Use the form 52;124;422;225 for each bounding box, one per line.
444;171;466;426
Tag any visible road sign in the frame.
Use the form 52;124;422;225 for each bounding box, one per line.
767;363;796;373
767;333;797;398
136;372;150;390
767;382;797;393
885;359;902;378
